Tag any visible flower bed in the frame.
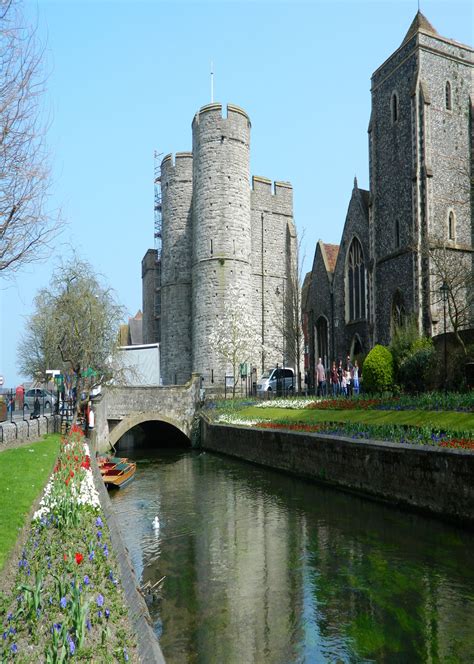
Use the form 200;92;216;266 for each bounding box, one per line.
307;393;474;412
254;420;474;449
0;426;137;662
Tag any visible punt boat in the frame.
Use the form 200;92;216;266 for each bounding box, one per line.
98;456;136;489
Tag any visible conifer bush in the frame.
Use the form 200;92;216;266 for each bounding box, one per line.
362;345;394;393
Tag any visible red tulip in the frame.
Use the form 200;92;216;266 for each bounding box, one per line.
75;552;84;565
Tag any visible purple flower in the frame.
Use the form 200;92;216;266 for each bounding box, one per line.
96;594;104;607
86;619;91;632
96;516;103;527
69;638;75;655
9;628;16;635
97;530;102;540
83;575;90;586
124;648;129;661
89;550;95;561
103;544;108;558
98;610;102;619
11;644;18;654
7;613;12;622
2;632;7;641
54;623;62;632
105;608;110;620
60;597;67;609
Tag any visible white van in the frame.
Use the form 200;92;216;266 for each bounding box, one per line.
257;367;295;395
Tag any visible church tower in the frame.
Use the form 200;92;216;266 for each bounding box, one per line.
369;12;473;344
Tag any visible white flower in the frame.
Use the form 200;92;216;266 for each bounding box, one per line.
215;414;268;427
254;398;318;409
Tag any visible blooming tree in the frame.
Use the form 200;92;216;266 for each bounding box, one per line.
209;284;263;396
17;255;126;414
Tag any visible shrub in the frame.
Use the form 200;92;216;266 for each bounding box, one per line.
398;338;436;392
362;345;394;393
390;316;419;374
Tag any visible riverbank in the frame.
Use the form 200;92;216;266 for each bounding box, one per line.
200;417;474;527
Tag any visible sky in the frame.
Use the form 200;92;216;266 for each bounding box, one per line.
0;0;472;387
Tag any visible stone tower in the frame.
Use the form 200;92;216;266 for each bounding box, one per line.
143;102;297;386
369;12;473;344
160;153;193;384
191;104;253;382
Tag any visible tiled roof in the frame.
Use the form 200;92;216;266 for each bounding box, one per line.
322;243;339;273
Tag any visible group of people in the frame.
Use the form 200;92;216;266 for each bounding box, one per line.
315;355;360;397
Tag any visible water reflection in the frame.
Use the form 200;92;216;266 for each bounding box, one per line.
111;445;474;663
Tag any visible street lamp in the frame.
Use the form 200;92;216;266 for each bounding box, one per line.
439;281;449;394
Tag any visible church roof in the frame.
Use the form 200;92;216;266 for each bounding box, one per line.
321;243;339;273
401;11;438;46
359;188;370;216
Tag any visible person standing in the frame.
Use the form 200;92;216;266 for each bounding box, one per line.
352;360;360;395
316;358;326;397
337;360;343;395
330;361;339;396
345;355;354;397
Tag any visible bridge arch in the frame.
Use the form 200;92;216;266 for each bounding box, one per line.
108;412;190;449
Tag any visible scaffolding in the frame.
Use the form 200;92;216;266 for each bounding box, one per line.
154;151;163;260
153;151;163;342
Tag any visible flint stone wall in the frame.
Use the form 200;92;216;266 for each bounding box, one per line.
0;416;57;447
201;419;474;527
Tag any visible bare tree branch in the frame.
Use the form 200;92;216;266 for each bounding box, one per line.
0;0;60;277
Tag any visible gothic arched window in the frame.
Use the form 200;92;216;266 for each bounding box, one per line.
347;238;366;321
445;81;452;111
391;290;405;333
391;91;399;124
448;210;455;241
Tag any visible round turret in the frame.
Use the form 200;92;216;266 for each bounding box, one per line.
191;103;253;384
160;152;193;384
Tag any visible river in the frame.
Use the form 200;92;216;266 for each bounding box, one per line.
110;436;474;663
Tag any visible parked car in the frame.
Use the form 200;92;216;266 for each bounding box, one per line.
23;388;57;412
257;367;295;395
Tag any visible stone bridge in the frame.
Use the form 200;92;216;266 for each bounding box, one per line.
93;374;201;452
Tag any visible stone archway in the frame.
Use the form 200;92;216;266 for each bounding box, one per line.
107;412;190;451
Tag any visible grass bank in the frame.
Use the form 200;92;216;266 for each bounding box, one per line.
237;406;474;431
0;434;61;572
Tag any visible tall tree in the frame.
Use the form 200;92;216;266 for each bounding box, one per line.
208;284;263;397
18;257;126;412
429;242;474;356
0;0;59;276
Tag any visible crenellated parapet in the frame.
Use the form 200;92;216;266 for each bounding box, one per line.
251;176;293;216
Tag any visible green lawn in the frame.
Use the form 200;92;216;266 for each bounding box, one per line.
239;407;474;432
0;435;60;571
